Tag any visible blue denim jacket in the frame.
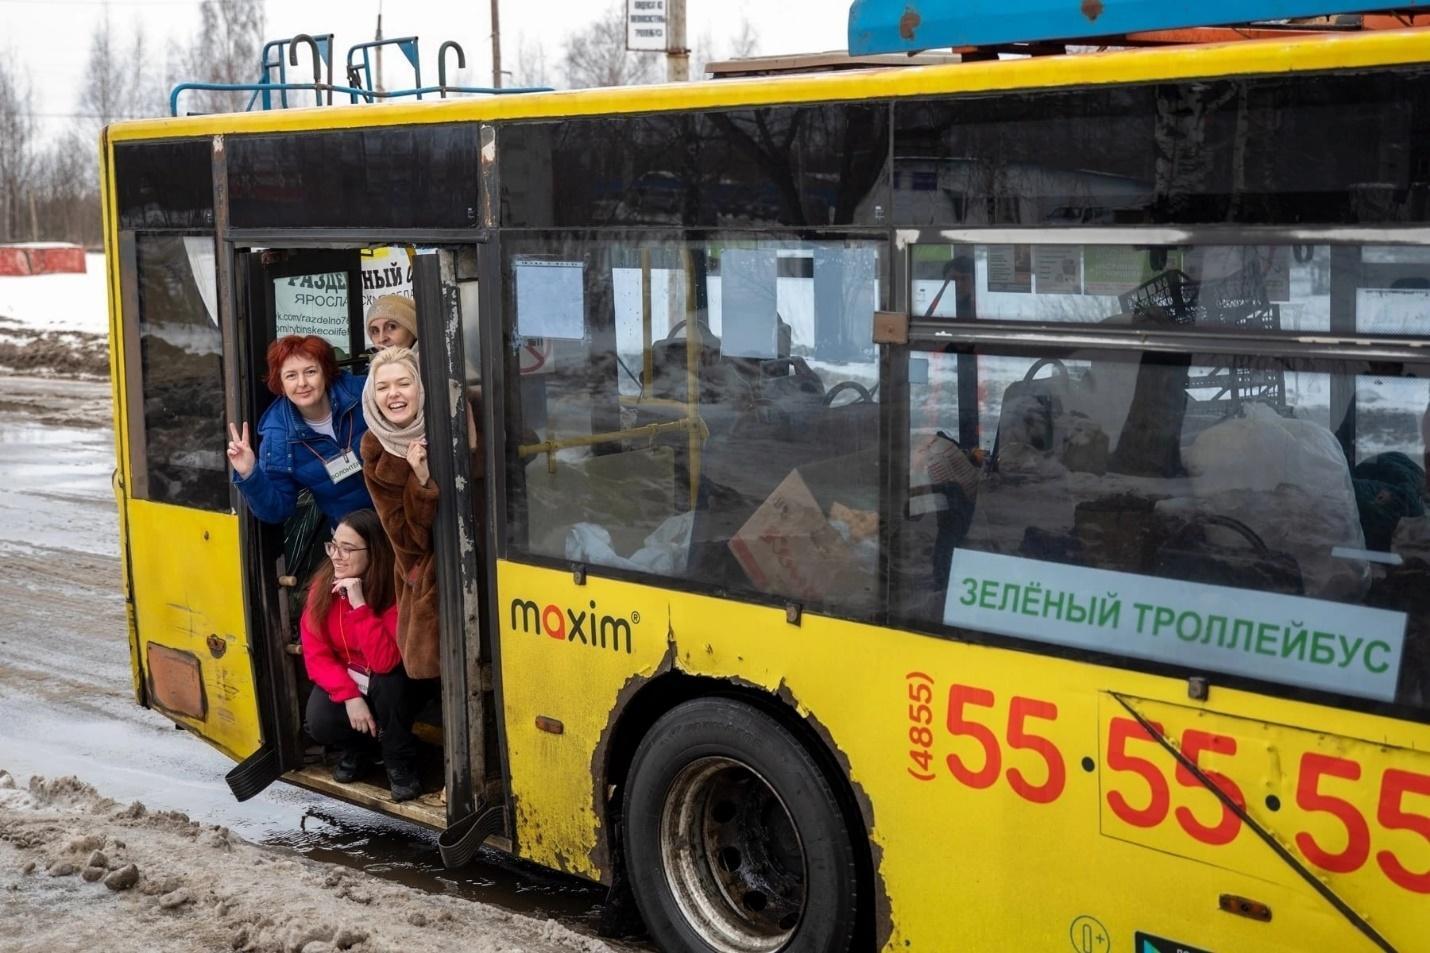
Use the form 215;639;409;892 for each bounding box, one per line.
232;371;374;527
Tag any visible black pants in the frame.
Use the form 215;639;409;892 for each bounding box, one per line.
305;665;419;770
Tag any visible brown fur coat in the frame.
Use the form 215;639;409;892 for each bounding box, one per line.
360;430;441;680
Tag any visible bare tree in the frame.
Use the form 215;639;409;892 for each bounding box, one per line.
690;16;759;80
33;136;97;246
174;0;267;114
512;33;553;89
562;3;659;89
0;54;37;241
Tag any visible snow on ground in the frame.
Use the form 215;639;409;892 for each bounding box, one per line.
0;253;110;378
0;253;108;334
0;769;621;953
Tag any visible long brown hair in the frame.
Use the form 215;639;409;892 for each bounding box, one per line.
303;509;396;626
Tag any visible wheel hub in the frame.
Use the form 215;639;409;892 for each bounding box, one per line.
659;755;807;953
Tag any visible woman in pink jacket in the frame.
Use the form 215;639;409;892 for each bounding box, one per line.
301;507;421;802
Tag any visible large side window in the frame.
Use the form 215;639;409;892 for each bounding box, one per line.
131;234;227;511
503;233;885;616
897;240;1430;714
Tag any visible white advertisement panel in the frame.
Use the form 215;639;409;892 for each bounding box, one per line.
945;549;1406;702
273;272;350;356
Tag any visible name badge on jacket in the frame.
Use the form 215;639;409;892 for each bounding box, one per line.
324;449;362;484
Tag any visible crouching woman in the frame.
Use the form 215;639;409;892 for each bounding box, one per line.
301;508;423;802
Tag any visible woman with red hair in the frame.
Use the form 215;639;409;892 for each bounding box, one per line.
226;335;374;528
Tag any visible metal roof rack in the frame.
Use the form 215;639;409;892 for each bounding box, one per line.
169;33;550;117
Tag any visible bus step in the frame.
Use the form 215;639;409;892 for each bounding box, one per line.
225;746;282;801
437;804;505;869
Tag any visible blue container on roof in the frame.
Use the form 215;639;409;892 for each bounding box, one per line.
848;0;1430;53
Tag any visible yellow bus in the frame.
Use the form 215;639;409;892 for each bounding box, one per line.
104;21;1430;953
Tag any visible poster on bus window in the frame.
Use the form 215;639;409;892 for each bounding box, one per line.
985;245;1032;293
359;246;412;310
273;272;350;357
1033;245;1082;295
1083;246;1184;297
720;249;779;359
515;259;585;340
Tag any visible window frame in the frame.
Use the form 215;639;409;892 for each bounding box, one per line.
118;228;231;512
496;226;893;621
891;224;1430;721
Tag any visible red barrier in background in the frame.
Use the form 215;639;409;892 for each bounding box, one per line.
0;244;87;276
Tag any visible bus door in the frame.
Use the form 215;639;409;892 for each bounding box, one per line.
114;230;265;769
407;248;505;858
226;248;365;798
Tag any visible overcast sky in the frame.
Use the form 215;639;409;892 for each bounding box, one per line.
4;0;851;140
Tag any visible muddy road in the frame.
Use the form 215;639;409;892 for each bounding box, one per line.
0;373;631;943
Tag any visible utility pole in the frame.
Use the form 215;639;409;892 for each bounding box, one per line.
667;0;688;81
375;3;385;93
491;0;503;88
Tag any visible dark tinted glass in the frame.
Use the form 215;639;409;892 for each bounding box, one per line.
894;68;1430;227
135;235;228;512
228;125;480;229
500;104;890;228
115;139;213;230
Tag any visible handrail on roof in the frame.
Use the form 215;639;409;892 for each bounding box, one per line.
168;32;551;116
169;81;549;118
346;36;422;103
252;33;334;111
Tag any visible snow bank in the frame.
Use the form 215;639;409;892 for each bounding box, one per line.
0;253;108;334
0;253;110;378
0;768;623;953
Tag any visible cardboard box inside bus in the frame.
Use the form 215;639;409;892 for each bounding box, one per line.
729;453;879;612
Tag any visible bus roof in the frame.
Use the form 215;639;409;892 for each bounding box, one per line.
847;0;1430;53
109;24;1430;144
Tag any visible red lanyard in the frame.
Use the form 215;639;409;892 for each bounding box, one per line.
299;408;354;466
335;601;370;675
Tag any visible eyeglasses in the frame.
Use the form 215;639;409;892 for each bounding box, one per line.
325;542;367;558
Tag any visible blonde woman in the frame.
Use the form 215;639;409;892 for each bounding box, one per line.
360;347;440;681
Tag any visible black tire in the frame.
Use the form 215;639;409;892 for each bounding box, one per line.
622;697;859;953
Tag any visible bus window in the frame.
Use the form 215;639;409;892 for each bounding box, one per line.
500;103;889;229
503;235;885;615
899;341;1430;712
130;234;227;511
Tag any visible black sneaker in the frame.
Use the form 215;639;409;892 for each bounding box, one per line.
332;750;368;784
387;766;423;803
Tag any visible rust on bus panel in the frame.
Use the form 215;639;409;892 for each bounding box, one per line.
899;6;921;41
1081;0;1104;21
585;631;895;949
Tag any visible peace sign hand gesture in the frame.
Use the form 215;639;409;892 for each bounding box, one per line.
226;421;256;478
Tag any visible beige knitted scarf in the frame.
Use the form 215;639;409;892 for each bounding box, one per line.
362;346;426;457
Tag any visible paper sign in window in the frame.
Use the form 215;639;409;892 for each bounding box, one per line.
273;272;350;357
720;249;779;358
515;259;585;340
812;247;877;362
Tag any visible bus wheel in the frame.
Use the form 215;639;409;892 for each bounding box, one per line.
622;697;858;953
